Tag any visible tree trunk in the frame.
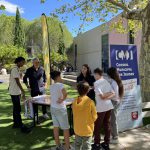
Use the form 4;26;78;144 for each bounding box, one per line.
139;2;150;102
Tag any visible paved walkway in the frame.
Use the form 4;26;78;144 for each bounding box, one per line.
48;126;150;150
0;74;9;83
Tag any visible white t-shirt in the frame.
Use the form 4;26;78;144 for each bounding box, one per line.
50;82;66;109
110;79;120;102
9;66;21;95
94;78;114;112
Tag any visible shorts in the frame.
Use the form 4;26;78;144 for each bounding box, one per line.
50;107;70;130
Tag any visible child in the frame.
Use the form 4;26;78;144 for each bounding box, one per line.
72;81;97;150
107;67;124;144
93;68;115;150
50;71;70;150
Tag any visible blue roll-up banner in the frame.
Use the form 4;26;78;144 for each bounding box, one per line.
110;44;143;132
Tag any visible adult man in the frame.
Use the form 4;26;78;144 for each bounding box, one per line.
23;58;49;119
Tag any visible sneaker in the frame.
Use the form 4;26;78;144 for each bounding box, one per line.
92;143;101;150
110;138;119;144
43;113;49;119
101;142;110;150
56;144;65;150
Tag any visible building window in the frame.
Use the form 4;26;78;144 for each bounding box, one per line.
129;30;134;44
101;34;109;73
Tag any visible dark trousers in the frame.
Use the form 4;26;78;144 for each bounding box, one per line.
94;110;111;144
31;90;47;114
11;95;23;127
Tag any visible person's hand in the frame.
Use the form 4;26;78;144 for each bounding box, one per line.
57;98;64;104
43;82;47;88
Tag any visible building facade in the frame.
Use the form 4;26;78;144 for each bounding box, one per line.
68;15;142;72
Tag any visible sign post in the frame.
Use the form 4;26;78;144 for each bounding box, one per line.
110;44;143;132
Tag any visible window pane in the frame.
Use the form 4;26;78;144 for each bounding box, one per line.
101;34;109;73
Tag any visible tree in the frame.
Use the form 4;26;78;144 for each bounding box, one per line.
0;14;30;46
0;15;15;45
14;8;25;47
26;17;73;55
45;0;149;102
0;5;5;10
0;45;27;66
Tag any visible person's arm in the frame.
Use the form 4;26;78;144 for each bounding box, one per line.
95;85;106;100
43;70;46;83
57;88;68;104
15;78;25;95
43;70;47;87
100;92;115;100
91;101;97;122
11;68;25;99
23;69;30;88
111;81;119;101
77;76;80;83
90;76;96;89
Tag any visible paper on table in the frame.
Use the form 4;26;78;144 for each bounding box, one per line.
33;95;50;102
64;98;75;105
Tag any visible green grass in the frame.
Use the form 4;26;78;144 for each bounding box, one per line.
0;83;77;150
1;83;150;150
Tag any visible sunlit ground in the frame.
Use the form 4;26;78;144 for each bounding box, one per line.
0;83;77;150
0;83;150;150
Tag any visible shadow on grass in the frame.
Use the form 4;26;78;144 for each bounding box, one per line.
0;118;55;150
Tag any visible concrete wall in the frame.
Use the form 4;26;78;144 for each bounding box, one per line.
69;15;142;72
73;26;104;72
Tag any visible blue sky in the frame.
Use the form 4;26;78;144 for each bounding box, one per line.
0;0;116;36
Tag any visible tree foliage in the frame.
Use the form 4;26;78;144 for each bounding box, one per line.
47;0;148;34
0;5;5;10
0;13;73;69
0;14;30;46
26;16;73;68
0;45;27;66
14;8;25;47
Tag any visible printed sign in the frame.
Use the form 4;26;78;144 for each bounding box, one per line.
110;45;143;132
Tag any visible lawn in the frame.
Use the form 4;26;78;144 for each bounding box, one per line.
0;83;77;150
0;83;150;150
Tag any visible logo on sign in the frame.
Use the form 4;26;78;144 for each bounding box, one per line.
131;111;138;120
116;50;133;60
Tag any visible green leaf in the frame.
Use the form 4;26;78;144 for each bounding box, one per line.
0;5;5;10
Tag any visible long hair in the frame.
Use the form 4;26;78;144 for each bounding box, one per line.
79;64;92;78
107;67;124;98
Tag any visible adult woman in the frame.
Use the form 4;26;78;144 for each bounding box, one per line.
107;67;124;144
77;64;95;101
9;57;30;133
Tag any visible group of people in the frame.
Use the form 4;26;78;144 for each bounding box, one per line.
9;56;124;150
50;64;124;150
9;57;48;133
